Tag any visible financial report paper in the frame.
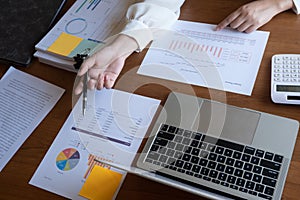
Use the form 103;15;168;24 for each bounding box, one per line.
30;88;160;199
138;20;269;96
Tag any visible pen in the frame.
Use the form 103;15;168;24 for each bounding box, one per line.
74;53;89;116
82;71;88;116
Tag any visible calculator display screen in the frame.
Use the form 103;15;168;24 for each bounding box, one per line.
276;85;300;92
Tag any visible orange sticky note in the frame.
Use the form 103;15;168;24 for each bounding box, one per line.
79;165;123;200
48;32;83;56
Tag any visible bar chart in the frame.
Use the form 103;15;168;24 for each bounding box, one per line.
75;0;104;13
168;40;223;58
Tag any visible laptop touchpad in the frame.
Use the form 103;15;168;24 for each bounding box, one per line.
193;100;260;145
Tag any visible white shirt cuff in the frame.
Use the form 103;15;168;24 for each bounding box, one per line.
293;0;300;14
121;20;153;52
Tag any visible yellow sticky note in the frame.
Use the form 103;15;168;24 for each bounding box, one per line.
48;32;83;56
79;165;123;200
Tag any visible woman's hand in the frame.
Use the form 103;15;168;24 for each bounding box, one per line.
215;0;294;33
74;34;138;95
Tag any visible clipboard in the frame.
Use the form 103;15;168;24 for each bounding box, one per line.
0;0;66;66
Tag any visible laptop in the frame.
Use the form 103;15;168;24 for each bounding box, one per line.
126;92;299;200
0;0;66;66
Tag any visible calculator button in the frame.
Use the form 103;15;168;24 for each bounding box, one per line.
274;65;281;69
274;78;281;82
292;78;297;82
274;57;282;64
273;73;281;77
274;69;281;73
283;56;289;60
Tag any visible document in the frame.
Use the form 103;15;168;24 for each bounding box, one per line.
35;0;134;72
0;67;65;172
30;89;160;199
138;20;269;96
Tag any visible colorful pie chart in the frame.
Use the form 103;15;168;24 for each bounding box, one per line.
56;148;80;171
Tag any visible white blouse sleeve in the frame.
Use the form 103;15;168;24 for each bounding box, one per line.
121;0;185;51
293;0;300;14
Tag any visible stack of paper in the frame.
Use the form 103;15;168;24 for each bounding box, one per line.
34;0;134;72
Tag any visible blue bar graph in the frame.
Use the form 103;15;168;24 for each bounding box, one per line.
87;0;102;11
76;0;102;13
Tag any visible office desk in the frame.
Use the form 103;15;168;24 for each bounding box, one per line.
0;0;300;199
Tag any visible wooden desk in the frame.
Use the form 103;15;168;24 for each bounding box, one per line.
0;0;299;199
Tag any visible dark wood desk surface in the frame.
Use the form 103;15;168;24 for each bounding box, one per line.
0;0;300;199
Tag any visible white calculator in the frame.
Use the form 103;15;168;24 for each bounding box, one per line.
271;54;300;104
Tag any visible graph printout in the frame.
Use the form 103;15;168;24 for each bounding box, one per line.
35;0;134;52
138;20;270;96
30;89;160;199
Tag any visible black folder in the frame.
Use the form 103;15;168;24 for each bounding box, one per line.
0;0;66;66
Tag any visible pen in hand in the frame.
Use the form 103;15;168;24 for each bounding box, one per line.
73;53;89;116
82;71;88;116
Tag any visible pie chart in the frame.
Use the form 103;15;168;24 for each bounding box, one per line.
56;148;80;171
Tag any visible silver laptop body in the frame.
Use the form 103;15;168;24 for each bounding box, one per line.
136;92;299;200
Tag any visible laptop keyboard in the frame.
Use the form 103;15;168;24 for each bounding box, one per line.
145;124;284;200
